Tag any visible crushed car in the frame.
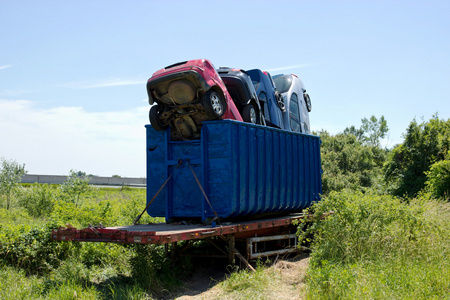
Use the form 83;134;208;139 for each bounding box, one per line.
217;67;265;125
246;69;286;129
273;74;312;134
146;59;243;140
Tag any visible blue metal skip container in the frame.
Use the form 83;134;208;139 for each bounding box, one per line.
146;120;322;223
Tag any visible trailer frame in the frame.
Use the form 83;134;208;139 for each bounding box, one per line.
52;213;312;268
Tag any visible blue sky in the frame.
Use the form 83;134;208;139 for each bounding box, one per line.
1;0;449;177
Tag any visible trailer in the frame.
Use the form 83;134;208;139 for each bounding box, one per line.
52;213;315;269
52;120;322;268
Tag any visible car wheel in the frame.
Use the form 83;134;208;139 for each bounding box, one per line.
149;105;168;131
202;90;227;119
242;104;259;124
276;92;286;112
304;93;312;112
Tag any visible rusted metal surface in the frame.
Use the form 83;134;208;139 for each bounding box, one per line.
234;249;256;272
246;234;297;260
248;248;298;259
51;213;308;245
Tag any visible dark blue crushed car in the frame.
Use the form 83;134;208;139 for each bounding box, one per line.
217;67;265;125
246;69;287;130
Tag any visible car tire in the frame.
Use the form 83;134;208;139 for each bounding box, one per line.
275;92;286;112
202;90;227;119
242;104;259;124
149;105;168;131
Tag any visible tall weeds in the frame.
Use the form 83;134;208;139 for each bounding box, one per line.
299;191;450;299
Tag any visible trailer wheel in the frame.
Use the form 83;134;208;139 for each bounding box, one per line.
149;105;168;131
242;104;259;124
202;90;227;119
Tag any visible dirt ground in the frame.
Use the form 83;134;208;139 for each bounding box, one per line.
174;254;310;300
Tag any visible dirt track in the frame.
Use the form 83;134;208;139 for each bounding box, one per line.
175;254;309;300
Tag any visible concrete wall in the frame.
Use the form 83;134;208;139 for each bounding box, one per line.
22;174;146;187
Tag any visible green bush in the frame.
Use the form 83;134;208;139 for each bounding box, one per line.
299;191;450;299
51;200;113;228
0;158;27;210
59;169;91;207
0;221;77;275
50;188;157;228
425;158;450;199
300;191;439;265
78;242;131;270
17;183;56;217
318;129;387;195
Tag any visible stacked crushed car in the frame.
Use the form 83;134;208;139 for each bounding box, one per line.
146;59;312;140
145;59;321;222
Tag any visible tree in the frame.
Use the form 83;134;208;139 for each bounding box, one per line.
318;128;388;195
384;115;450;197
343;115;389;148
60;169;90;206
425;157;450;199
360;115;389;147
318;116;390;195
0;158;27;209
343;125;364;141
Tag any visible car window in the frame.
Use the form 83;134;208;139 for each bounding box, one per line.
291;118;301;132
289;93;301;132
273;76;293;93
258;91;270;122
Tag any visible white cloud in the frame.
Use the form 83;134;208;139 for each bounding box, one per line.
0;99;149;177
0;64;12;70
61;79;146;89
266;64;313;72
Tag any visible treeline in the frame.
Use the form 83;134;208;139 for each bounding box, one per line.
319;114;450;200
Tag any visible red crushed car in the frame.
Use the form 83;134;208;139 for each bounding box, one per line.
146;59;243;140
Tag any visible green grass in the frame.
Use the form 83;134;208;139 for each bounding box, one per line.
219;265;284;299
301;191;450;299
0;266;43;300
221;265;274;294
306;254;450;299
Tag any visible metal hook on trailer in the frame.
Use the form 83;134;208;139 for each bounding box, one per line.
186;158;222;229
132;159;183;225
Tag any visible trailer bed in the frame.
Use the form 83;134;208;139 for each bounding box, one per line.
52;213;308;245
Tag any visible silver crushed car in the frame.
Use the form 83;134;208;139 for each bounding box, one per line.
273;74;312;134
